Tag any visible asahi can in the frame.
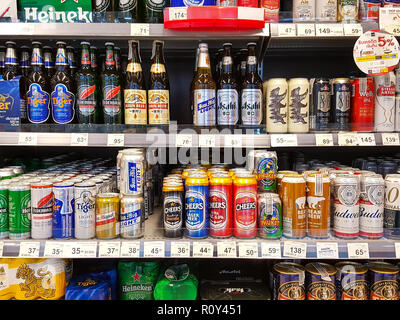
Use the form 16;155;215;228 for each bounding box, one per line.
8;183;31;240
31;181;54;239
293;0;316;22
163;181;183;238
335;261;368;300
316;0;337;22
351;77;374;131
384;174;400;239
258;192;282;239
331;78;351;131
305;262;337;300
288;78;309;133
0;182;8;239
74;181;96;240
374;72;396;132
368;261;400;300
337;0;359;22
120;149;145;196
310;78;331;131
360;0;382;21
266;78;288;133
53;181;74;239
272;262;306;300
120;195;144;239
96;193;120;239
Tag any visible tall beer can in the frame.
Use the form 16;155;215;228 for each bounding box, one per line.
8;183;31;240
384;174;400;239
74;181;96;240
120;149;145;195
253;150;278;192
331;78;351;131
360;0;382;21
337;0;359;22
121;195;144;239
31;181;53;239
258;192;282;239
351;77;375;131
53;181;74;239
288;78;309;133
316;0;337;22
0;182;9;239
96;193;120;239
310;78;331;131
163;181;183;238
293;0;316;22
374;72;396;132
266;78;288;133
117;150;123;191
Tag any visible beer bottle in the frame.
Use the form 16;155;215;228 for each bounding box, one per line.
20;46;31;124
43;46;55;79
67;46;78;77
148;40;170;125
239;48;247;83
241;42;262;126
3;41;19;80
189;46;200;116
76;41;98;125
0;46;5;76
26;41;51;124
116;0;139;23
101;42;123;124
142;0;166;23
93;0;116;22
20;46;31;76
50;41;76;124
192;43;216;127
125;40;147;125
217;43;239;126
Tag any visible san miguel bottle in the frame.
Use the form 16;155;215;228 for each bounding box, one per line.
20;46;31;124
148;40;169;125
51;41;76;124
76;41;98;124
27;42;51;124
124;40;147;125
43;46;55;79
101;42;123;124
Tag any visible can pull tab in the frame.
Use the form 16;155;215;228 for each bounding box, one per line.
315;173;323;197
313;263;331;282
290;266;305;286
266;195;273;217
360;78;367;95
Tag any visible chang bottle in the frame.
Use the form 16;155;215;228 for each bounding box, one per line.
50;41;76;124
27;42;51;124
148;40;169;125
142;0;166;23
117;0;139;23
43;46;55;79
101;42;123;124
76;41;98;124
125;40;147;125
93;0;117;23
19;46;31;124
3;41;18;80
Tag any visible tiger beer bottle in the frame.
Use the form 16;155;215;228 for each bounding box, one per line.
19;46;31;124
3;41;19;80
43;46;55;79
124;40;147;125
0;46;5;75
148;40;169;125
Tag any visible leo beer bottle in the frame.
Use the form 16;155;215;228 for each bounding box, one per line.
93;0;117;22
19;46;31;124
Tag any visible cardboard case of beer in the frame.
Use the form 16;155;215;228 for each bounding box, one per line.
0;76;20;131
18;0;93;23
0;1;18;22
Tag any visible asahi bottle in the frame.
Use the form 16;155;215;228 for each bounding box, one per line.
27;42;51;124
101;42;123;124
76;41;98;124
148;40;169;125
217;43;238;126
116;0;139;23
20;46;31;124
3;41;18;80
51;41;76;124
43;46;55;79
241;43;263;126
67;46;78;77
93;0;116;22
125;40;147;125
143;0;166;23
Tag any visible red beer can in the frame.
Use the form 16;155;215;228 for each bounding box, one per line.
233;173;257;238
351;77;375;131
238;0;259;7
209;173;233;238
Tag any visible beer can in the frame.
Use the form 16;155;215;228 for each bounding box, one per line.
163;181;184;238
74;181;96;240
288;78;309;133
209;173;233;238
120;149;145;196
335;261;368;300
216;0;237;6
293;0;316;22
8;183;31;240
368;262;399;300
258;192;282;239
331;78;351;131
306;173;330;239
120;195;144;239
282;174;306;238
31;181;54;239
351;77;374;131
53;181;74;239
0;182;9;239
253;150;278;192
272;262;305;300
7;166;24;176
337;0;359;22
309;78;331;131
305;263;337;300
96;193;120;239
0;169;15;180
266;78;288;133
277;170;297;198
316;0;337;21
261;0;280;21
374;72;396;132
384;174;400;239
360;0;382;21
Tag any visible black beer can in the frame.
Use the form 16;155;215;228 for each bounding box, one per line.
162;180;184;238
310;78;331;131
331;78;351;131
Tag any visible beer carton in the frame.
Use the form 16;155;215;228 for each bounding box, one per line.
18;0;93;23
0;76;20;131
0;0;18;22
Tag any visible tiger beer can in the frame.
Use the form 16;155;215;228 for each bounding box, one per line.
31;181;54;239
316;0;337;22
266;78;288;133
374;72;396;132
293;0;316;22
120;149;145;196
335;261;368;300
288;78;309;133
309;78;331;131
258;192;282;239
74;181;96;240
254;150;278;192
384;174;400;239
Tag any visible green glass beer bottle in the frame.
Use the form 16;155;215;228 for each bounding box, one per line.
142;0;166;23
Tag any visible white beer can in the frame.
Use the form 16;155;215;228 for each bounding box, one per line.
293;0;316;22
374;72;395;132
288;78;310;133
266;78;288;133
74;181;96;239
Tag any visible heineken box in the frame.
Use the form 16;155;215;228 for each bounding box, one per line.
18;0;93;23
0;1;18;22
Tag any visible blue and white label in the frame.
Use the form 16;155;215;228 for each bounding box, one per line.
27;83;50;124
185;188;209;237
194;89;216;126
121;210;141;228
171;0;215;6
51;84;75;124
128;162;138;192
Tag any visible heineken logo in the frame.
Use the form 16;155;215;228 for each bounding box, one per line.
132;272;141;282
121;284;153;293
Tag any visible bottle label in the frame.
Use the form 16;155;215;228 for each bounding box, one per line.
127;62;142;73
27;83;50;124
164;196;183;231
198;52;211;68
217;89;238;125
146;0;166;12
222;56;232;65
81;51;91;66
55;52;69;66
119;0;138;12
241;88;262;125
31;50;44;65
194;89;216;126
51;84;75;124
20;99;27;120
125;89;147;124
247;56;257;65
96;0;111;11
103;85;122;116
150;63;166;73
77;84;97;116
148;90;169;124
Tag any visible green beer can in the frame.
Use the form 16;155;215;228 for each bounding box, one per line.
9;183;31;239
0;169;15;181
0;182;9;239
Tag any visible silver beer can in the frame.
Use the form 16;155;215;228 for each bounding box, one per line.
74;181;96;240
120;195;144;239
120;149;145;196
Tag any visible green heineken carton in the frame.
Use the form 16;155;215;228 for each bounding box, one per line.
18;0;93;23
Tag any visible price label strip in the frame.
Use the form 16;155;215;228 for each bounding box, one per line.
297;24;315;37
283;241;307;259
224;135;242;148
217;241;237;258
270;134;298;147
278;23;296;37
199;135;216;148
343;24;363;37
169;7;188;21
316;242;339;259
316;24;343;37
131;23;150;36
64;242;97;258
44;242;65;258
120;241;141;258
347;243;369;259
382;133;400;145
338;133;357;146
19;241;41;258
261;242;281;258
71;133;89;146
170;241;191;257
315;133;334;146
176;134;193;148
18;133;38;146
357;133;376;146
98;241;121;258
192;242;214;258
143;241;165;258
238;242;259;258
107;134;124;147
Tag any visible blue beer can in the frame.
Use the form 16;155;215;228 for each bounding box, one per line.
171;0;215;7
52;181;74;239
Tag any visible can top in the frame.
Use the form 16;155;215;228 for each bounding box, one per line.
335;261;368;274
288;78;309;83
385;174;400;182
267;78;287;82
305;263;336;276
367;262;400;274
97;193;120;199
282;174;305;183
209;174;233;185
332;78;350;84
257;192;280;201
185;174;209;187
53;181;74;188
333;174;359;184
8;183;30;191
31;181;53;188
74;181;96;188
163;182;184;192
121;195;144;203
360;173;384;185
306;173;330;183
234;173;257;186
273;262;305;275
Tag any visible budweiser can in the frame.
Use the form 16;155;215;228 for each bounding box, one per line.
359;174;384;239
360;0;382;21
258;192;282;239
293;0;316;22
266;78;288;133
333;175;360;239
261;0;280;21
282;174;307;238
374;72;396;132
384;174;400;239
288;78;309;133
31;181;54;239
316;0;337;22
351;77;375;131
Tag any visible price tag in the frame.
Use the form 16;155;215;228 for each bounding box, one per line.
120;241;140;257
64;242;97;258
238;242;259;258
176;134;192;148
44;242;64;258
107;134;124;147
143;241;165;258
395;242;400;259
98;241;121;258
270;134;298;147
199;135;216;148
316;242;339;259
71;133;89;146
261;242;281;258
278;23;296;37
283;241;307;258
192;242;214;258
263;23;270;37
347;243;369;259
315;133;334;146
343;24;363;37
297;24;315;37
338;133;357;146
0;241;4;257
316;24;343;37
380;7;400;35
224;135;242;148
19;242;41;258
18;133;37;146
385;24;400;36
131;23;150;36
217;241;237;258
357;133;376;146
170;241;190;257
382;133;400;145
169;7;188;21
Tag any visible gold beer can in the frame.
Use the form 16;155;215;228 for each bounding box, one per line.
96;193;120;239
